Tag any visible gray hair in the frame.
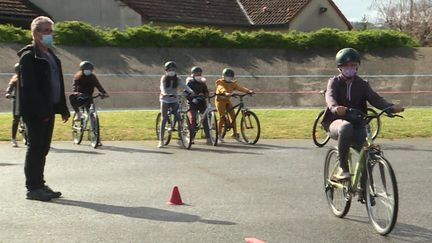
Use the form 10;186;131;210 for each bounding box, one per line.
30;16;54;32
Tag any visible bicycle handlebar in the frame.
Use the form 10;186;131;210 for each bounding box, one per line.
347;106;403;125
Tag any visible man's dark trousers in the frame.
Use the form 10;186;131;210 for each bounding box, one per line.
24;115;55;190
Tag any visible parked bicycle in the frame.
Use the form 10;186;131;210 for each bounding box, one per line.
219;93;260;145
323;107;402;235
71;93;106;148
188;94;219;146
312;90;381;147
155;94;192;149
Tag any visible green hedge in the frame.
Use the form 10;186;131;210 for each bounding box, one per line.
0;21;419;50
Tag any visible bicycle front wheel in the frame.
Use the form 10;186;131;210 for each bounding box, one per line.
19;118;29;145
366;156;398;235
312;110;330;147
324;148;351;218
72;113;84;145
89;113;100;148
179;112;192;149
206;109;218;146
367;108;381;140
240;110;260;144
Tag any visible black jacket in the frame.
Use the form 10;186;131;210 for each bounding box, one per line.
16;44;70;119
72;73;106;96
322;74;392;129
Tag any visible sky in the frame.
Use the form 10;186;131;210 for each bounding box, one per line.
332;0;379;23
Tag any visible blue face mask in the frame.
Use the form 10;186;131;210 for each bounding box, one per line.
42;34;53;46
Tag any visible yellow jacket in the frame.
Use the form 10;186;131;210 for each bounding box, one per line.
215;79;249;102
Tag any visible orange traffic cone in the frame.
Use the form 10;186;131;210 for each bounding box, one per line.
167;186;183;205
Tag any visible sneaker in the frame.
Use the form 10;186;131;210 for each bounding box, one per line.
74;112;82;121
11;138;18;147
26;188;52;201
231;133;241;142
42;185;62;198
157;141;165;148
331;167;351;181
177;139;184;146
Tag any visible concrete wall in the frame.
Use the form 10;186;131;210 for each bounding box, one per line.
1;44;431;112
29;0;141;29
290;0;350;31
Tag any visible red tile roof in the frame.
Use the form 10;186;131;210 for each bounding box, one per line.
120;0;251;26
0;0;49;24
238;0;309;25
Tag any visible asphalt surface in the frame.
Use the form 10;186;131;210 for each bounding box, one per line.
1;138;431;243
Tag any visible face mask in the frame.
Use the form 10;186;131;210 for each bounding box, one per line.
194;76;202;81
224;77;233;82
167;71;176;77
41;34;53;46
83;70;92;76
339;66;357;78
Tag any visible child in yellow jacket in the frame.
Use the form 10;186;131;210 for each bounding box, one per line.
215;68;253;142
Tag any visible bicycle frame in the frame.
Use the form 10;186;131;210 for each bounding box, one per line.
327;124;375;192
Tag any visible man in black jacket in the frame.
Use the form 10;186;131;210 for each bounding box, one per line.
16;16;70;201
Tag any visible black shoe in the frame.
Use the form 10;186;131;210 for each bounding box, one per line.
26;188;52;201
43;185;62;198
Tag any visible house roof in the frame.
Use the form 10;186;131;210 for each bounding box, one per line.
120;0;251;26
238;0;352;29
120;0;351;29
0;0;49;24
238;0;308;25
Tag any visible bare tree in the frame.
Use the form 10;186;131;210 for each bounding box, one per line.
371;0;432;46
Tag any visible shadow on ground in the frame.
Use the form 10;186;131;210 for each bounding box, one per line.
52;199;235;225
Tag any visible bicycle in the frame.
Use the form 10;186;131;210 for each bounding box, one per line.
188;94;219;146
71;93;106;148
312;90;381;147
323;106;402;235
219;93;260;145
7;95;28;146
155;94;192;149
18;117;28;146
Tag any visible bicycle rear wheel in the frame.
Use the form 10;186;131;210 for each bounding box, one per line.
89;112;100;148
366;156;398;235
312;110;330;147
240;110;260;144
367;108;381;140
72;113;84;145
179;112;192;149
206;109;218;146
156;112;172;145
324;148;351;218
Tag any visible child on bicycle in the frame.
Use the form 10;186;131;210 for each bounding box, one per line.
69;61;108;121
5;63;20;147
322;48;403;199
159;61;194;148
215;68;253;142
185;66;211;144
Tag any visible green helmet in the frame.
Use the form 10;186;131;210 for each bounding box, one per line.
80;61;94;70
191;66;202;74
335;48;361;66
14;63;20;74
164;61;177;70
222;68;234;77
